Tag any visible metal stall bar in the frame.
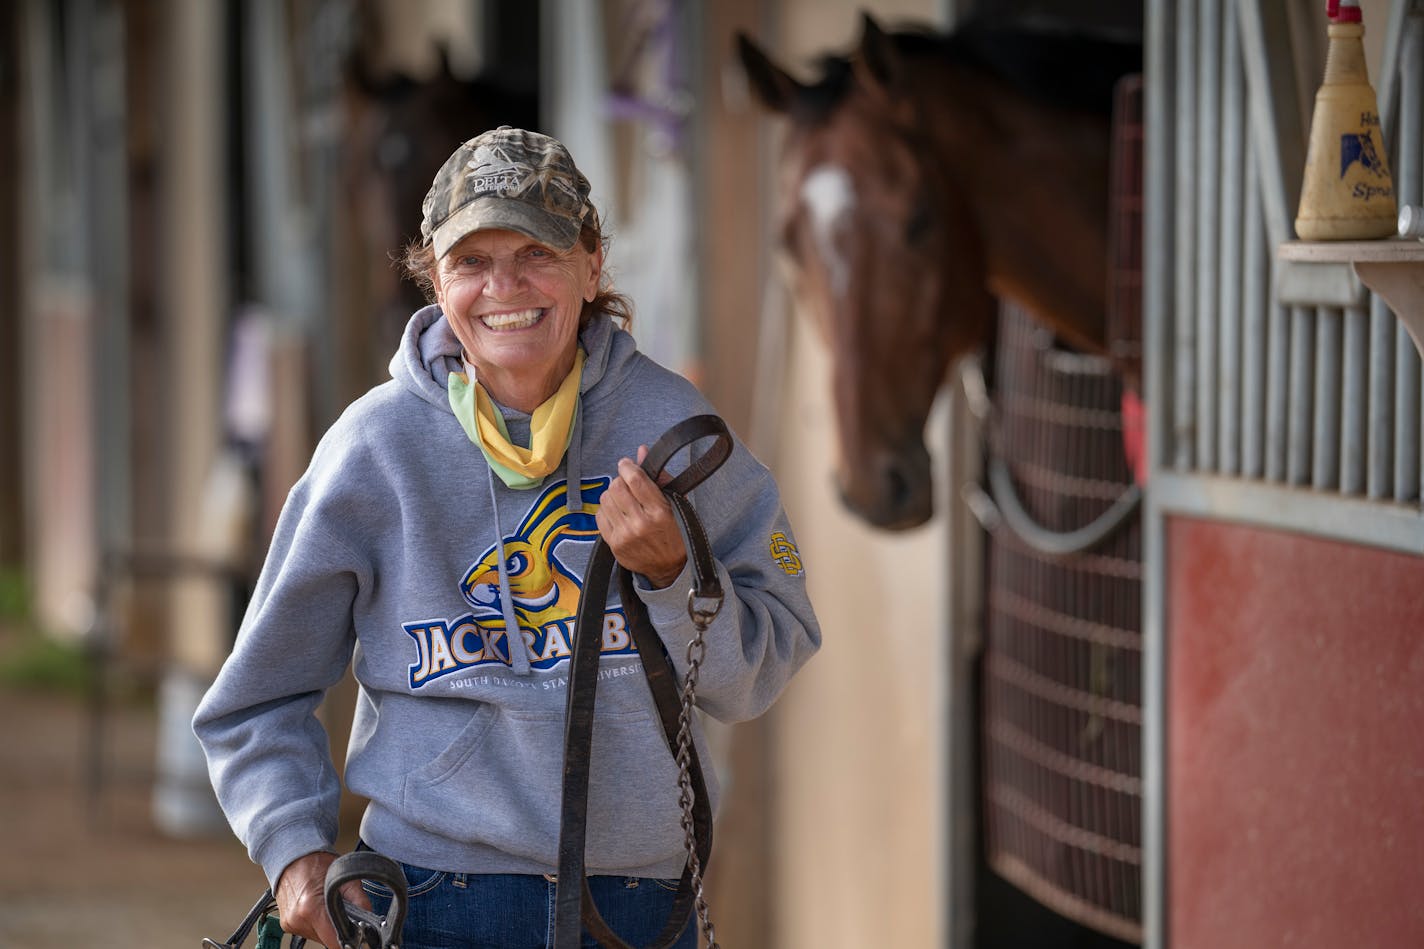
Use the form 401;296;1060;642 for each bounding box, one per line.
1239;0;1306;486
1375;0;1412;131
1394;324;1421;502
1366;0;1416;501
1396;5;1424;501
1377;1;1422;501
1241;143;1268;479
1266;298;1292;483
1367;298;1396;498
1143;0;1175;940
1340;301;1368;495
1173;0;1197;471
1399;4;1423;222
1236;0;1308;252
1312;307;1342;491
1217;6;1245;476
1195;0;1221;470
1288;306;1315;485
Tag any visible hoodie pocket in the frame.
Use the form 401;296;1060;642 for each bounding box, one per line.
401;705;692;870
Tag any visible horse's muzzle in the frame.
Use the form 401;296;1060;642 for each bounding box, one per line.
837;444;934;531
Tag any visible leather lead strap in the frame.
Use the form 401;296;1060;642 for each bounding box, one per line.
554;415;732;949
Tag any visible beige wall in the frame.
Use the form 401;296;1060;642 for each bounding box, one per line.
754;3;952;947
771;343;953;949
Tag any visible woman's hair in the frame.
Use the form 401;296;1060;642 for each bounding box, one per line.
400;205;633;330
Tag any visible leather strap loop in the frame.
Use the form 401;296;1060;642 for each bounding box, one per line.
554;415;731;948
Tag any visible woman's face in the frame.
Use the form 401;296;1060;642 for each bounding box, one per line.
433;228;601;406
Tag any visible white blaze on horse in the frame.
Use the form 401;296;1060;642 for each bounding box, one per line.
738;14;1140;529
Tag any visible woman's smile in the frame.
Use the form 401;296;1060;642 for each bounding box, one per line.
480;308;546;330
434;227;602;412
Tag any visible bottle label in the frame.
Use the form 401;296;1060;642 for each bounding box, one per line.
1339;130;1394;202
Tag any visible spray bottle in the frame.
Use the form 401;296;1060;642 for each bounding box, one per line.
1295;0;1398;240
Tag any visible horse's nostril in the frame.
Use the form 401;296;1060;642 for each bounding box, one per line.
884;463;912;509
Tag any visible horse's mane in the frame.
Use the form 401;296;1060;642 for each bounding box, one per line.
799;19;1142;124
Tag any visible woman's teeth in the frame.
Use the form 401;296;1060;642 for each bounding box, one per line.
481;309;543;330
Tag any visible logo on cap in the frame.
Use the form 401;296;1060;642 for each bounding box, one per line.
465;142;584;212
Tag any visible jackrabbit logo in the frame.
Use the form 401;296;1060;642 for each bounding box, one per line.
403;477;639;688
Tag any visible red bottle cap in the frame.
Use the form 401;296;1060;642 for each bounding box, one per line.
1328;0;1363;23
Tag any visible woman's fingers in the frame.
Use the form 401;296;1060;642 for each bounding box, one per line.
275;852;342;947
274;853;376;947
597;454;687;587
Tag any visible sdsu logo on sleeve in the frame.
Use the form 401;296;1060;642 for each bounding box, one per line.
402;477;638;687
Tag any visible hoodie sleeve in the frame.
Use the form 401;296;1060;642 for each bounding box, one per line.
632;438;821;723
192;456;370;888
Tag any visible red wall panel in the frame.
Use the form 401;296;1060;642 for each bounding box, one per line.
1167;516;1424;948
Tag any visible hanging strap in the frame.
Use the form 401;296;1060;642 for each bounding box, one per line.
554;415;733;949
201;889;305;949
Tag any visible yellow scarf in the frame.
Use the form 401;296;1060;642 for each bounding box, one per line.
448;349;585;489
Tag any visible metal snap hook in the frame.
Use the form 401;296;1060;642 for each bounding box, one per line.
686;588;723;629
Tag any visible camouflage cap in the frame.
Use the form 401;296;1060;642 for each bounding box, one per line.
421;126;593;259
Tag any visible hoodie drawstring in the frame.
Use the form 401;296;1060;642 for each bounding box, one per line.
566;403;585;513
486;469;533;675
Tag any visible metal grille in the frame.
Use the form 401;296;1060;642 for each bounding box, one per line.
981;70;1146;945
983;307;1144;944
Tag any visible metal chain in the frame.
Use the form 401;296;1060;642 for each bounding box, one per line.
676;601;719;949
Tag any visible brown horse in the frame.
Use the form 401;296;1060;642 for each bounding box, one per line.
737;14;1140;529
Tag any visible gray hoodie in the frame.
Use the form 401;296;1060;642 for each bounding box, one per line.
193;307;821;887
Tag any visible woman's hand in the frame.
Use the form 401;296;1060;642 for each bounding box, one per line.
274;851;371;948
597;445;687;588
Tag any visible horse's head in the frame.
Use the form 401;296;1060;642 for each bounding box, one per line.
737;15;995;530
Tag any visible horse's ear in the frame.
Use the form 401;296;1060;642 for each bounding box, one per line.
735;32;804;114
854;11;904;98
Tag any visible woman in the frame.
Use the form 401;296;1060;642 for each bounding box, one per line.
194;126;821;948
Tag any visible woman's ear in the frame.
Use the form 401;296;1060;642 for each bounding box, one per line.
584;245;604;302
429;266;444;307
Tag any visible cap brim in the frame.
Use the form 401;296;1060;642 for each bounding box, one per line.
431;197;582;259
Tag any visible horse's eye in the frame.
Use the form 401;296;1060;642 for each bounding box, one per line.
905;206;932;245
778;216;800;253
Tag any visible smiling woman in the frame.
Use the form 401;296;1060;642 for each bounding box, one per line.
192;125;821;949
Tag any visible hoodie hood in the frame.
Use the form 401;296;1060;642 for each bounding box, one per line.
388;304;628;673
390;303;622;411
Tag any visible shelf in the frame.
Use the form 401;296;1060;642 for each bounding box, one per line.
1278;238;1424;265
1277;238;1424;357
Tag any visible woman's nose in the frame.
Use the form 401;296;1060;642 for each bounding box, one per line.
485;256;523;296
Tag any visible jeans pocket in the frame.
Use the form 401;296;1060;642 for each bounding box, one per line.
359;861;446;899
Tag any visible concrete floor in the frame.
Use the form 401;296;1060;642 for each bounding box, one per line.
0;679;269;949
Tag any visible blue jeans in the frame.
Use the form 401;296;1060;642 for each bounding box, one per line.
361;861;697;949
